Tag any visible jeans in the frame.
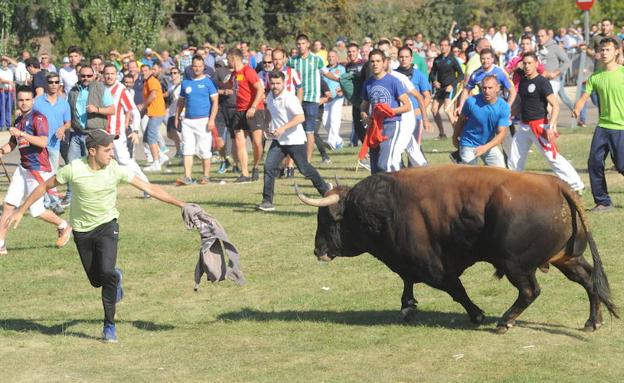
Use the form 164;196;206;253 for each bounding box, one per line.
64;131;87;201
588;126;624;206
262;141;330;203
301;102;319;133
313;106;329;160
43;149;62;208
0;89;12;129
350;102;365;146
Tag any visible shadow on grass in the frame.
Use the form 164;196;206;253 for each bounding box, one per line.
0;318;174;340
216;308;590;339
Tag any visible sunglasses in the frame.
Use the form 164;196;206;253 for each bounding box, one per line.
262;61;273;64
80;74;94;78
171;71;180;74
47;80;60;84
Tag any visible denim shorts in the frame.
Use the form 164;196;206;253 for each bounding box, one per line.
302;102;320;134
144;116;165;144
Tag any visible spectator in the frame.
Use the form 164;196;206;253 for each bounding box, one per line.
25;57;47;97
321;50;346;150
60;46;81;95
140;64;168;172
39;52;57;73
0;56;14;130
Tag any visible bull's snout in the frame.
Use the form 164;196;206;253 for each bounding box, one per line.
314;247;334;262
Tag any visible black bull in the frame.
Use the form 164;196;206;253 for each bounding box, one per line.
295;165;619;333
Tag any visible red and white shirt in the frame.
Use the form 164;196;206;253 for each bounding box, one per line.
107;82;134;136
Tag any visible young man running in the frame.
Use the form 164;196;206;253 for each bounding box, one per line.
10;129;185;342
257;71;331;212
573;38;624;211
429;38;464;139
508;52;584;193
0;86;72;255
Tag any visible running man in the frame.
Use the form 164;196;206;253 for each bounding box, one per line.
10;129;186;342
508;52;584;193
573;38;624;211
0;86;72;256
429;38;464;139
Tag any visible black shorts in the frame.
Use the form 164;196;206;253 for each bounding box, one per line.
166;116;177;132
216;106;236;138
230;109;270;136
433;84;457;101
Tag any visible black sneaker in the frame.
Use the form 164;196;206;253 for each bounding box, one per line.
278;167;286;179
231;165;241;174
257;201;275;211
286;167;295;178
252;167;259;181
233;175;252;184
449;150;461;164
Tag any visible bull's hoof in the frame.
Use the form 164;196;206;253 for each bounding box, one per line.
582;320;602;332
495;325;509;334
495;320;515;334
470;313;485;325
401;305;417;322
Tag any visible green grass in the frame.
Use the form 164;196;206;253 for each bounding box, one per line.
1;128;623;382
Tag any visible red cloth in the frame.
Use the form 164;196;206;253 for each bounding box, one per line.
525;118;559;159
358;104;395;160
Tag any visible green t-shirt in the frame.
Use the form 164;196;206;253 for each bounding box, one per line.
412;53;428;75
585;65;624;130
56;158;134;232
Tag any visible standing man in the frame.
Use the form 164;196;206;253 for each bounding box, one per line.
64;65;115;206
0;86;72;256
536;29;572;108
33;72;71;214
258;71;332;212
429;38;464;139
0;56;14;130
25;58;47;97
573;38;624;211
141;64;168;172
321;50;346;150
360;49;411;174
288;34;332;162
60;46;82;96
10;129;186;342
344;42;371;147
227;48;265;183
175;55;219;185
508;53;584;193
452;75;509;167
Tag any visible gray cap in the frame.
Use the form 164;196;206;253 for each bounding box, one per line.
86;129;116;149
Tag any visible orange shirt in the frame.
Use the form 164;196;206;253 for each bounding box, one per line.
143;75;166;117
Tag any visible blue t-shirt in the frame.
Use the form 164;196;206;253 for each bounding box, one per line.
76;85;114;129
180;76;218;119
362;74;407;122
325;64;346;98
409;68;431;119
466;65;512;91
460;94;510;148
33;95;71;151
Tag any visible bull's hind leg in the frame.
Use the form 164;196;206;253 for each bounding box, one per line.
552;256;603;331
497;271;541;334
437;277;485;325
400;277;417;321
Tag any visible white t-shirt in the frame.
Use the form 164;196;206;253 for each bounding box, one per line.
14;62;29;84
167;82;182;118
390;71;415;110
60;66;78;95
0;67;13;90
266;89;306;146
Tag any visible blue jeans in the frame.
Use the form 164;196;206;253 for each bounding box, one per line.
588;126;624;206
64;131;87;201
144;116;165;145
0;90;12;129
301;102;319;134
369;121;400;174
44;149;62;208
262;141;330;203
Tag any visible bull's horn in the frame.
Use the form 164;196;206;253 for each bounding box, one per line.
294;183;340;207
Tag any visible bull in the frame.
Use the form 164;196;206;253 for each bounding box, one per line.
295;165;618;333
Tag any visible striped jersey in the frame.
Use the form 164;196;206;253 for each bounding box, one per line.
107;82;134;136
14;111;51;171
288;53;326;103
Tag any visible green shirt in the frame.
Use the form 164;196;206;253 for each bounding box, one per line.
56;158;134;232
412;53;427;74
585;65;624;130
288;53;325;103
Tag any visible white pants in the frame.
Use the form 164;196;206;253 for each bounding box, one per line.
4;166;52;217
508;122;584;190
392;109;416;169
460;145;506;167
114;134;149;182
406;118;428;166
181;117;212;159
549;80;561;97
322;97;344;148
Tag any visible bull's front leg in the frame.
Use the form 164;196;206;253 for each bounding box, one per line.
400;277;418;321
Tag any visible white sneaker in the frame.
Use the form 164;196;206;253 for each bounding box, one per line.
143;162;162;172
159;153;170;165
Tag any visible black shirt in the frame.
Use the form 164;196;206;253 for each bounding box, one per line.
519;74;553;121
429;54;464;87
32;70;48;94
345;60;371;102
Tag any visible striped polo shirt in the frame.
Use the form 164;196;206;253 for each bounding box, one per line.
288;53;326;103
107;82;134;136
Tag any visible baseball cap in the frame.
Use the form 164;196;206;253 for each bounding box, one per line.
86;129;116;149
62;56;70;64
145;48;153;55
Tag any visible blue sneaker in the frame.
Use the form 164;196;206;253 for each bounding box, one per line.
115;268;123;303
218;158;231;174
102;324;118;343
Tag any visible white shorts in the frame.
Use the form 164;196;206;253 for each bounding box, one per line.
4;165;53;217
181;117;212;159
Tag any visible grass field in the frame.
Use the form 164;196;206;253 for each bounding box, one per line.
1;127;623;382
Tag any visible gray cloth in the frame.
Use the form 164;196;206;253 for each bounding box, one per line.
182;204;245;287
537;39;571;75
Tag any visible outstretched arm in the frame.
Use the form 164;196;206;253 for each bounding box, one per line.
129;177;185;208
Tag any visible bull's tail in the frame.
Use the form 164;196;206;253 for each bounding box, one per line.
562;188;619;318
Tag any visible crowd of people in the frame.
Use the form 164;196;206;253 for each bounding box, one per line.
0;19;622;341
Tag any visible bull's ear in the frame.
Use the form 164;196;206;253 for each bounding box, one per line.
328;199;345;221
